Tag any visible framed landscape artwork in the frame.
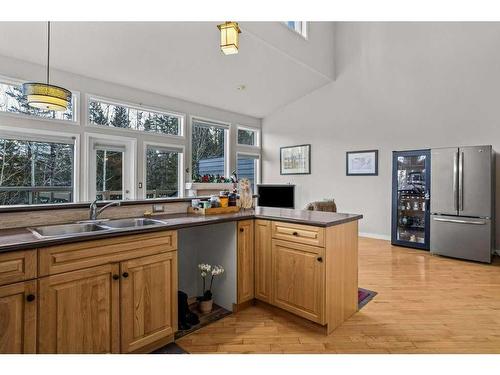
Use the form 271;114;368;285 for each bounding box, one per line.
346;150;378;176
280;144;311;175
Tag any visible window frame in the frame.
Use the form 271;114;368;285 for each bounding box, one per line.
282;21;308;39
86;94;186;139
83;132;137;202
0;74;80;125
237;125;260;147
189;115;231;180
0;125;80;206
142;141;185;200
236;151;261;192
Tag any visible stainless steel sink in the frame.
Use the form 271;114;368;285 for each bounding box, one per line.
29;223;110;238
100;218;166;229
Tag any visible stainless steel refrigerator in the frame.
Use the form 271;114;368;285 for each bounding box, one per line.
430;145;495;263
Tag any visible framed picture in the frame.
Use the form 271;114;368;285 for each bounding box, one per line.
280;144;311;175
346;150;379;176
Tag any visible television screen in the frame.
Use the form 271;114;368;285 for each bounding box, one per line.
257;185;295;208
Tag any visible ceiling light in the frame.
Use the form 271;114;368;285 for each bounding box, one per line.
22;22;71;112
217;22;241;55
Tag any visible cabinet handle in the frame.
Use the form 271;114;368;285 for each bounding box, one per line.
26;294;35;302
122;272;129;278
317;257;323;262
239;228;244;232
112;274;120;280
292;231;299;236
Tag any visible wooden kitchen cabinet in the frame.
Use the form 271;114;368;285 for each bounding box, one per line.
38;263;120;354
120;252;177;353
271;239;325;324
0;280;37;354
237;220;254;304
254;220;272;303
0;250;37;287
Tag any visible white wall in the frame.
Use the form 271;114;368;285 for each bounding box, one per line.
0;54;261;201
262;22;500;244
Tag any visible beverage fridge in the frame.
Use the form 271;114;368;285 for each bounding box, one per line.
391;149;431;249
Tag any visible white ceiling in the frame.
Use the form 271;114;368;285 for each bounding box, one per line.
0;22;334;118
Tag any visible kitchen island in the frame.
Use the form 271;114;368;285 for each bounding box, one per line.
0;207;362;354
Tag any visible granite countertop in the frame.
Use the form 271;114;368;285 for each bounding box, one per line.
0;207;362;253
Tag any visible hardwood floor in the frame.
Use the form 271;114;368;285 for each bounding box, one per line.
176;237;500;353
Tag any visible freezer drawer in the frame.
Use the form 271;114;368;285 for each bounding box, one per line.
430;215;492;263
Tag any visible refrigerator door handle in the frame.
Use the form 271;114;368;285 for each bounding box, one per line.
453;151;459;211
458;151;464;211
433;217;486;225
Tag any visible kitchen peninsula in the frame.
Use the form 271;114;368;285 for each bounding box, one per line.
0;206;362;354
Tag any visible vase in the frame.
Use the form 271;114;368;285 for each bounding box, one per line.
199;299;213;314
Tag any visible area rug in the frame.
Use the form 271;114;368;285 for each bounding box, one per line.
358;287;377;309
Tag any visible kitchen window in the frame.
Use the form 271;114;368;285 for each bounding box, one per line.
237;126;259;146
0;77;77;122
145;144;183;199
191;118;228;179
0;136;75;206
284;21;307;38
237;153;260;192
87;96;183;136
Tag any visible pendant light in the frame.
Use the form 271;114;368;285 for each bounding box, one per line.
217;22;241;55
22;22;71;112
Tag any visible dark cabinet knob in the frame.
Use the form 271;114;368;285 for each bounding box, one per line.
317;257;323;262
292;232;299;236
112;274;120;280
26;294;35;302
122;272;129;278
239;228;244;232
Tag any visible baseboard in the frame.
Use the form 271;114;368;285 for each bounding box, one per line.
359;232;391;241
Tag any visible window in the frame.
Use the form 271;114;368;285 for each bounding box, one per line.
95;148;123;201
145;145;182;199
88;97;183;136
86;134;135;202
284;21;307;38
237;127;258;146
0;137;75;205
0;79;76;122
237;153;260;192
191;119;228;179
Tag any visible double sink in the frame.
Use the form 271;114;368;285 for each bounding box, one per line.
29;218;167;239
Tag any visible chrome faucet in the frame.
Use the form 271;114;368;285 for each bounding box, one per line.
89;199;121;221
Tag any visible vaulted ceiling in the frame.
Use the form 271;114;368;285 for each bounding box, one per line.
0;22;335;118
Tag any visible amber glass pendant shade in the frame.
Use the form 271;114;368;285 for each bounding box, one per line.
217;22;241;55
22;82;71;111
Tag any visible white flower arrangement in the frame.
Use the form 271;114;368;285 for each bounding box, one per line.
198;263;225;301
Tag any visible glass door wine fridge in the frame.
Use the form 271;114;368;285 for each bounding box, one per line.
391;149;431;250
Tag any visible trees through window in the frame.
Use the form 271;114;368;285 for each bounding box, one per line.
0;138;74;205
88;97;182;136
146;146;181;199
191;120;227;179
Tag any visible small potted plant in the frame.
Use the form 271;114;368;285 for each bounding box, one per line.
197;263;225;313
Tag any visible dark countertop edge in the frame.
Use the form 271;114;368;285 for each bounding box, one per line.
0;213;363;253
0;195;260;213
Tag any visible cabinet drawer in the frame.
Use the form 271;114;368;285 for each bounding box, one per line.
0;250;37;286
39;231;177;276
272;221;325;247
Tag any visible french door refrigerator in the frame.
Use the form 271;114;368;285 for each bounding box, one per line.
430;145;494;263
392;149;431;250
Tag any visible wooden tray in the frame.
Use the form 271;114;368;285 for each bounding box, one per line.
188;206;240;215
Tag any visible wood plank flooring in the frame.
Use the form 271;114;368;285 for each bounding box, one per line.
176;237;500;353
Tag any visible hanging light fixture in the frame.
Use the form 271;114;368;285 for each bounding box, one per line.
22;22;71;112
217;21;241;55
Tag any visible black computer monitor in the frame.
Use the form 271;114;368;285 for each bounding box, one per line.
256;184;295;209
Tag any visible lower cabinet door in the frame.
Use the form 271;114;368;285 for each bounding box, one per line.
255;220;272;303
38;264;120;353
237;220;255;304
0;280;37;353
120;252;177;353
272;240;325;324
